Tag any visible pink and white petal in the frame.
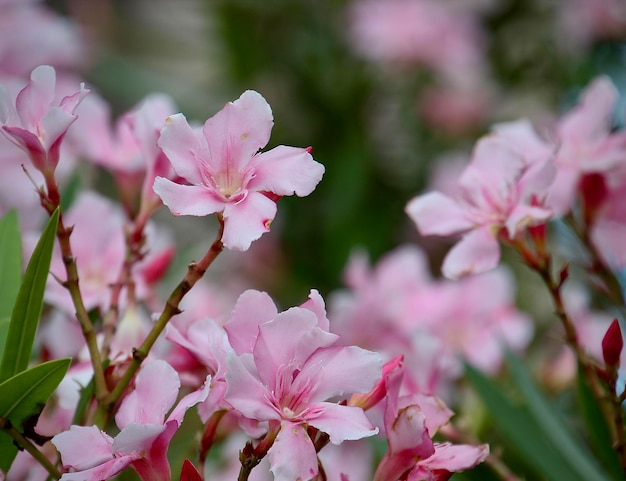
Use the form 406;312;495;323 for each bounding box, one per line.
112;423;166;454
299;289;331;331
221;191;277;251
131;421;179;481
441;226;500;280
505;204;551;238
115;360;180;428
15;65;55;130
306;402;378;443
167;375;211;425
202;90;273;173
559;77;617;143
247;146;325;196
59;456;137;481
224;289;278;355
52;425;114;471
1;126;46;170
154;177;224;216
268;421;318;481
40;106;77;150
405;394;454;436
492;119;555;165
545;166;579;216
224;353;281;422
157;113;207;184
386;404;433;455
298;345;382;401
406;192;474;236
460;137;526;207
416;442;489;473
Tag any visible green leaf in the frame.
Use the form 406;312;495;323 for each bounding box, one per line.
0;358;71;472
576;363;623;480
465;363;590;481
504;351;612;481
0;318;9;363
0;209;59;382
0;210;22;319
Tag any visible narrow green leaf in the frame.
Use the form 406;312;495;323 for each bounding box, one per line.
0;209;59;382
0;318;9;363
505;351;612;481
0;210;22;319
576;363;623;480
465;363;587;481
0;358;71;472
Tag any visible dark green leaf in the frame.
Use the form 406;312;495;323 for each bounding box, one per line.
0;209;59;382
0;318;9;364
0;358;71;472
504;351;612;481
465;363;589;481
576;363;623;480
0;210;22;319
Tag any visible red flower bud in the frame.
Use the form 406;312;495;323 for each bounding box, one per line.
180;459;203;481
602;319;623;367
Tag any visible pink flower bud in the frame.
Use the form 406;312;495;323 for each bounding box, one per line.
602;319;623;367
180;460;202;481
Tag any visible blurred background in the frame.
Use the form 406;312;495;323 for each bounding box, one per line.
4;0;626;304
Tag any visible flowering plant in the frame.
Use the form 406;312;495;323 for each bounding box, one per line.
1;1;626;481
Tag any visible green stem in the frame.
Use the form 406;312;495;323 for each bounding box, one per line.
101;217;224;413
0;417;61;480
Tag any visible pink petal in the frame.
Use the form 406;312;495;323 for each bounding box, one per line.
268;420;318;481
306;402;378;443
505;205;551;238
221;191;277;251
297;345;382;401
299;289;331;331
115;360;180;428
202;90;273;173
113;424;167;454
153;177;225;216
441;226;500;279
387;404;433;455
248;146;325;196
52;425;114;471
1;125;46;170
416;442;489;473
406;394;453;436
59;457;137;481
15;65;55;131
167;375;211;425
157;113;207;184
559;76;617;144
224;353;281;422
40;106;77;150
459;137;525;209
406;192;473;236
224;289;278;355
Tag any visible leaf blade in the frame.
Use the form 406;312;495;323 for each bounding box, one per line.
0;210;22;320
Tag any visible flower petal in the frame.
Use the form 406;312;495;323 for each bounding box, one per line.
158;113;207;184
115;360;180;428
113;423;167;454
52;425;114;471
153;177;224;216
248;146;325;196
406;191;473;236
224;289;278;355
306;402;378;444
15;65;55;131
202;90;273;173
441;226;500;279
268;420;318;481
221;191;277;251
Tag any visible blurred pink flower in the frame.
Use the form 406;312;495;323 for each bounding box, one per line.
406;136;554;278
154;90;325;251
0;65;88;174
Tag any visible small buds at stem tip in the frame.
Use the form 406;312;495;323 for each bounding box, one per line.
602;319;623;368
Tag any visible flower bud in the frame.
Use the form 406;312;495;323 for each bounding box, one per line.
602;319;623;367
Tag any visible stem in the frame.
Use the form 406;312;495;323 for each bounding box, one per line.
0;417;61;480
238;426;279;481
200;409;227;465
512;237;626;470
40;173;108;404
101;217;225;411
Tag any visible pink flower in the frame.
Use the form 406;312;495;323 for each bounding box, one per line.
374;366;488;481
224;292;383;481
52;360;210;481
154;90;325;251
406;136;554;278
0;65;88;174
